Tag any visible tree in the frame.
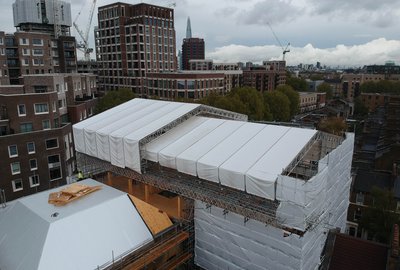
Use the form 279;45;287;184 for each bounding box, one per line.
228;87;265;121
286;77;307;92
317;82;333;100
360;80;400;94
94;88;135;114
359;187;400;244
317;117;346;135
277;85;300;118
264;91;291;122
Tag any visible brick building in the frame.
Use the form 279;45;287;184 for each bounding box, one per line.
0;73;97;201
182;37;205;70
145;71;224;100
95;2;176;93
242;61;286;92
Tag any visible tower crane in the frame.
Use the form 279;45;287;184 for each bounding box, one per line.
73;0;97;61
267;22;290;61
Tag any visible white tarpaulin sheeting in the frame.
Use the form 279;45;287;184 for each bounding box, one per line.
72;99;201;172
73;99;141;154
145;121;317;200
194;133;354;270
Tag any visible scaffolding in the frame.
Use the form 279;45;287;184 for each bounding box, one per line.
78;153;281;229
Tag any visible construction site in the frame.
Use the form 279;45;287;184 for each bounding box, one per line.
69;98;354;270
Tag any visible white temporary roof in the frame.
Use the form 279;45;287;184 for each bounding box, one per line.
145;117;317;200
73;99;317;200
0;179;153;270
73;99;201;172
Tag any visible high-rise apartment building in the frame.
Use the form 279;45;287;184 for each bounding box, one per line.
95;3;176;94
6;0;78;84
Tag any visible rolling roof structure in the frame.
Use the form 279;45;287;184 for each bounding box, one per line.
73;98;246;173
0;179;153;270
73;99;316;201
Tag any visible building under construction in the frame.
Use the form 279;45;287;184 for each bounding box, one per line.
71;98;354;269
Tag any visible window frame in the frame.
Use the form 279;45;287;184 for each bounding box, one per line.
17;104;26;116
29;158;38;171
12;179;23;192
45;138;59;150
29;175;40;187
11;162;21;175
27;142;35;154
8;145;18;158
34;103;49;114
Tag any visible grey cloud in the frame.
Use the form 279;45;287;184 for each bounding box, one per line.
214;6;239;18
240;0;301;25
308;0;400;28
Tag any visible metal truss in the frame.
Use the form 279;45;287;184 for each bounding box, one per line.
77;153;281;228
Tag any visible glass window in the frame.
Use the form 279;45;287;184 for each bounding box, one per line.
46;138;58;149
32;49;43;55
356;193;364;205
29;175;40;187
11;162;20;175
12;179;23;191
30;159;37;170
20;123;33;133
42;119;51;130
34;103;49;114
18;104;26;116
8;145;18;157
48;154;62;181
32;38;43;45
27;142;35;154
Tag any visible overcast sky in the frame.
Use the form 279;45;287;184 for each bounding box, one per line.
2;0;400;66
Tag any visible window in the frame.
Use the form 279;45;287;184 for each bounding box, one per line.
354;208;362;221
12;179;23;192
48;154;62;181
46;138;58;149
29;175;40;187
22;58;29;66
33;49;43;55
20;38;28;45
32;38;43;46
34;103;49;114
29;159;38;171
356;193;364;205
42;119;50;130
8;145;18;157
27;142;35;154
22;48;30;55
18;104;26;116
11;162;20;175
20;123;33;133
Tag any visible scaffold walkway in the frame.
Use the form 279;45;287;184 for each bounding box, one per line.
77;153;281;228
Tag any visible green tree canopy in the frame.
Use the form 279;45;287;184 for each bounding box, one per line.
276;84;300;118
360;80;400;94
359;187;400;244
286;77;307;92
201;87;265;121
317;117;346;135
317;82;333;100
264;91;291;122
95;88;135;114
228;87;265;121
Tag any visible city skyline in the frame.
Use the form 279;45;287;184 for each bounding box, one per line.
1;0;399;66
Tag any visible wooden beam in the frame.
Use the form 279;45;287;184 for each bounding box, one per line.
124;231;189;270
144;184;150;202
128;179;133;194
